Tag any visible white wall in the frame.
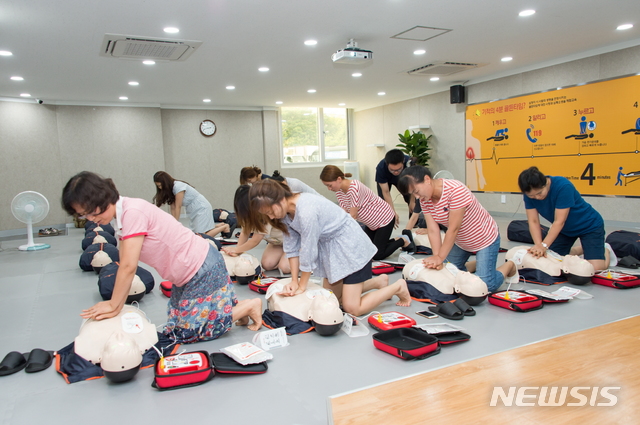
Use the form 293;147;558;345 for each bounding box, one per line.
353;44;640;223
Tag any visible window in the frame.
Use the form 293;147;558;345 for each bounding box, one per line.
281;107;351;164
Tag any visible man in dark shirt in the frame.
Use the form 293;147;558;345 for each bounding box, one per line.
375;149;414;226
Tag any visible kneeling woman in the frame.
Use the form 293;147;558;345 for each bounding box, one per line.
320;165;412;260
63;171;262;343
248;179;411;316
223;185;291;274
398;166;515;292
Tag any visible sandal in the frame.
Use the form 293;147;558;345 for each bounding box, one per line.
0;351;27;376
428;301;464;320
25;349;54;373
38;228;59;237
452;298;476;316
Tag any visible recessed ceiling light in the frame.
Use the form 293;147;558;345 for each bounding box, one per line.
338;103;346;106
10;76;24;81
0;50;12;56
304;40;317;46
501;56;513;62
203;99;211;102
617;24;633;30
128;81;139;86
119;96;128;100
519;9;535;17
258;67;269;72
276;101;283;105
352;73;362;77
378;92;386;96
430;77;439;81
20;93;31;97
307;89;316;93
226;85;235;90
414;49;426;55
164;27;179;34
143;60;155;65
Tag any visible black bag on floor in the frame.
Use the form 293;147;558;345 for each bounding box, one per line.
507;220;549;244
606;231;640;260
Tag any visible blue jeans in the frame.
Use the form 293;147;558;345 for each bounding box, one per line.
446;235;503;292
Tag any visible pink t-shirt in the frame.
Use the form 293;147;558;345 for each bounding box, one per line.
118;197;209;286
420;179;498;252
335;180;394;230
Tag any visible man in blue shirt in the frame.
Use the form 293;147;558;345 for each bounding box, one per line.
375;149;414;226
518;166;608;271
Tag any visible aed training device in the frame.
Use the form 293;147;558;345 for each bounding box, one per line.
372;328;441;360
591;270;640;289
488;290;543;312
416;310;439;319
368;311;416;332
249;276;279;294
372;261;395;275
152;351;214;391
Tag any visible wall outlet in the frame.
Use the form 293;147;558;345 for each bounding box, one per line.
501;194;507;204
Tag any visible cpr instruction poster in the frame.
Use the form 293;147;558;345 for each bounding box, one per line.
465;74;640;196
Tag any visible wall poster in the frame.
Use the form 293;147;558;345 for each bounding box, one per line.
465;74;640;196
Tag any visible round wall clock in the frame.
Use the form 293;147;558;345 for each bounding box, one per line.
200;119;217;137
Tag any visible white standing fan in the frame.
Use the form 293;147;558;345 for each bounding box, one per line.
11;191;51;251
433;170;455;180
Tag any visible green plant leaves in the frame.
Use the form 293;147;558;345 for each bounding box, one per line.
396;130;432;166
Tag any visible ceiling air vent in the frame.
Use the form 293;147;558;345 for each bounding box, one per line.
407;61;485;76
100;34;203;61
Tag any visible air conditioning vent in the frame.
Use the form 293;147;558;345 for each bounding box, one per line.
407;61;485;76
100;34;202;61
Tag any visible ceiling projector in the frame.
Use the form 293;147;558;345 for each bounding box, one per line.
331;39;372;64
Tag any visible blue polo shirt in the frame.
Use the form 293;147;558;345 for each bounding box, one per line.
523;176;603;237
375;154;411;187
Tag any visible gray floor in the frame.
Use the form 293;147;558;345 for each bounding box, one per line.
1;215;639;425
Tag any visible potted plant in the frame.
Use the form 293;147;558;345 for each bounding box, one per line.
396;130;432;166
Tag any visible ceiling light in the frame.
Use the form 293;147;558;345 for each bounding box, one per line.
128;81;139;86
226;85;235;90
501;56;513;62
143;60;155;65
276;101;283;105
352;73;362;77
20;93;31;97
304;40;317;46
430;77;439;81
10;76;24;81
0;50;12;56
338;103;346;106
203;99;211;102
163;27;179;34
617;24;633;30
307;89;316;93
258;67;269;72
378;92;386;96
519;9;535;17
119;96;128;100
414;49;426;55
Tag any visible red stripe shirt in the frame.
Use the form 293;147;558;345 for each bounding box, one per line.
420;179;498;252
335;180;394;230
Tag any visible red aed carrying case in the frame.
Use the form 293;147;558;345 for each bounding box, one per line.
372;328;441;360
152;351;214;391
368;311;416;332
160;281;173;298
219;238;238;245
372;262;396;275
249;277;280;294
488;290;543;312
430;330;471;345
210;353;268;374
591;271;640;289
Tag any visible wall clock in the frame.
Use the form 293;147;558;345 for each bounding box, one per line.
200;119;217;137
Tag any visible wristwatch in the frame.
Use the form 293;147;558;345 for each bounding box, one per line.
541;242;548;249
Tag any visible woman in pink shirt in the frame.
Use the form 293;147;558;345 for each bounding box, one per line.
398;166;516;291
62;171;262;343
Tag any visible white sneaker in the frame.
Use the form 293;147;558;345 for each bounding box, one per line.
605;243;618;267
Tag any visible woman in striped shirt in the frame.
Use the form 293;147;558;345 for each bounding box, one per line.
320;165;414;260
398;166;515;291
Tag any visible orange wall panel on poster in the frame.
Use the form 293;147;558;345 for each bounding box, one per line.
465;74;640;196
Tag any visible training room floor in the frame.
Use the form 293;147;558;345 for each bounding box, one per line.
0;214;638;425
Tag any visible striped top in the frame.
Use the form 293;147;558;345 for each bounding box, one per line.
335;179;395;230
420;179;498;252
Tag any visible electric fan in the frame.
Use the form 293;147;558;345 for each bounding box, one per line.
11;191;51;251
433;170;455;180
